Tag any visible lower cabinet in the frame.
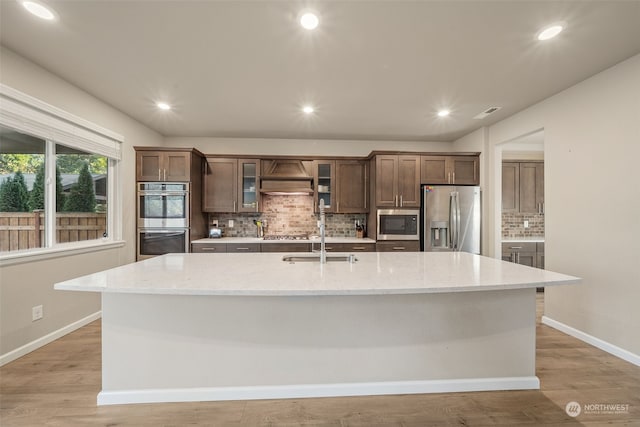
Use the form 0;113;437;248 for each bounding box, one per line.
376;241;420;252
227;243;260;253
192;243;227;253
260;243;312;252
502;242;544;269
322;243;375;252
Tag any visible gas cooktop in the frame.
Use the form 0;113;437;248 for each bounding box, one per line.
262;235;309;240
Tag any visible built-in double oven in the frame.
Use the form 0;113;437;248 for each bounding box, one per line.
137;182;190;260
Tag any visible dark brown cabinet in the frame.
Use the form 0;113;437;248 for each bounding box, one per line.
375;155;420;208
502;161;544;214
203;158;260;213
136;150;192;182
421;155;479;185
335;160;368;213
191;242;227;253
322;242;375;252
260;243;312;253
502;242;542;268
227;243;260;253
376;241;420;252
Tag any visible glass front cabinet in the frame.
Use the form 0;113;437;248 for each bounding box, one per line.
238;159;260;212
314;160;335;213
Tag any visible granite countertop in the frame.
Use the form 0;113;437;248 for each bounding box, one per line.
54;252;579;296
502;237;545;243
192;237;376;244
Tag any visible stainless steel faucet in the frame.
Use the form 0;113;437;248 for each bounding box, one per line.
319;199;326;264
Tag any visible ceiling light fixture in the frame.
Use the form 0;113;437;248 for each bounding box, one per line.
302;106;315;114
537;23;565;41
20;0;56;20
300;13;319;30
157;102;171;111
437;109;450;117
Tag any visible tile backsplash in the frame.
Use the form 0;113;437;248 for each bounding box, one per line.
208;194;366;238
502;212;544;238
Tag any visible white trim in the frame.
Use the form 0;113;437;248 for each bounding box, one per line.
542;316;640;367
0;240;125;267
0;311;101;367
97;376;540;406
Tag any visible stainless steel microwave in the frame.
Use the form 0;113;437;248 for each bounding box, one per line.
376;209;420;241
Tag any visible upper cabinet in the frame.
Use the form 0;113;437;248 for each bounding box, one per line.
203;158;261;213
313;160;368;213
375;155;420;208
335;160;368;213
136;150;192;182
421;155;479;185
313;160;335;213
502;161;544;214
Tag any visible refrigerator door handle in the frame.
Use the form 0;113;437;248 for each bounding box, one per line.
454;192;461;251
449;192;455;249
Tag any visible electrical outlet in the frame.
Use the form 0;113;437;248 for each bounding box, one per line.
228;219;234;228
212;220;218;227
32;305;43;321
524;220;529;228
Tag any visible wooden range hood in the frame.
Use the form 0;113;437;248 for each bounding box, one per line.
260;159;314;195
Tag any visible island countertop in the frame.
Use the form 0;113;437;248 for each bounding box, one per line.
54;252;579;296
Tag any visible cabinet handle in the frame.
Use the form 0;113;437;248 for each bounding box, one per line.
236;247;250;250
233;200;237;212
400;195;403;207
158;169;161;181
447;172;451;184
517;253;521;263
164;169;167;181
395;195;398;207
325;247;333;251
452;172;455;184
392;246;405;250
256;200;259;212
352;246;366;250
202;247;217;251
509;246;523;249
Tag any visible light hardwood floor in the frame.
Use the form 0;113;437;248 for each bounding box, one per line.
1;293;639;426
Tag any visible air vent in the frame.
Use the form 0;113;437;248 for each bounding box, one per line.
473;106;502;120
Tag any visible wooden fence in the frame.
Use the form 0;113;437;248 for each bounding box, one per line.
0;211;107;253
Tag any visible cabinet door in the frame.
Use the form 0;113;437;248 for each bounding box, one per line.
336;160;367;213
192;243;227;253
203;159;237;212
397;155;420;207
238;159;260;212
519;163;544;213
137;151;163;181
420;156;448;184
314;160;335;213
517;252;537;268
450;156;479;185
375;155;398;207
227;243;260;253
376;241;420;252
260;243;311;252
164;152;191;181
502;163;520;212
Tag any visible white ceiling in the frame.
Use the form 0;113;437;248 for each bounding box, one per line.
1;1;639;142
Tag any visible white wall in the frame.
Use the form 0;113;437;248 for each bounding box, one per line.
165;137;453;157
0;47;163;359
483;54;640;357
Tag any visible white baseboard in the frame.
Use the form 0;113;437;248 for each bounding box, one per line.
97;376;540;406
0;311;101;367
542;315;640;367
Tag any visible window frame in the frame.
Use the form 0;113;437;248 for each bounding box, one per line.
0;84;124;266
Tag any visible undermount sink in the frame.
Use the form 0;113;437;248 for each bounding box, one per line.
282;254;357;263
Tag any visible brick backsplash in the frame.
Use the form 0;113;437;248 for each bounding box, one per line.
208;195;366;238
502;212;544;238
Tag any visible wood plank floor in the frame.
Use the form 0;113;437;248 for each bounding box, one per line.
1;293;639;426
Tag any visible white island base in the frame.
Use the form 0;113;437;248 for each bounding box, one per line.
99;288;538;405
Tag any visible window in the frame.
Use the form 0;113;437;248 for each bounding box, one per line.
0;84;123;261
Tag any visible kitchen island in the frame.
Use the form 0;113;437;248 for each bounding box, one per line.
54;252;579;406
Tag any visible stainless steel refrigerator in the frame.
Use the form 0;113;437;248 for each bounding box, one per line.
421;185;481;254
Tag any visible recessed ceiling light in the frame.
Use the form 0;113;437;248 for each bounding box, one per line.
302;106;315;114
20;1;56;20
157;102;171;111
537;23;565;41
300;13;319;30
437;110;450;117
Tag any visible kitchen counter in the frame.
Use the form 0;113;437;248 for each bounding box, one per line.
502;237;545;243
55;252;576;296
55;252;579;406
192;236;376;244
